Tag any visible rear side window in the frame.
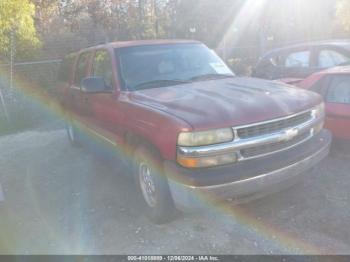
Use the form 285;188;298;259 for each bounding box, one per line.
74;52;91;86
318;50;350;68
285;51;310;68
327;75;350;104
92;50;114;90
57;53;76;82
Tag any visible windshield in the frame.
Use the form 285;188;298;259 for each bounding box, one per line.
116;43;234;90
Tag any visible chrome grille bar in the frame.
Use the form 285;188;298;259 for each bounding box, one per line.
237;111;311;139
177;110;321;159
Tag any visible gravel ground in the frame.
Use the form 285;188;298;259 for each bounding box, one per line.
0;128;349;255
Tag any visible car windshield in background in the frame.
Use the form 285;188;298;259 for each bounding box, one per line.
116;44;234;90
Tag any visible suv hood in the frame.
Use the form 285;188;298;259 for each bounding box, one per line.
129;77;322;130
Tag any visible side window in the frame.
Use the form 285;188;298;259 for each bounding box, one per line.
318;50;350;68
74;52;91;86
92;50;114;90
58;53;76;82
326;75;350;104
310;76;329;96
285;51;310;68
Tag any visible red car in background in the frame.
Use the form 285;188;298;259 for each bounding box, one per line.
285;66;350;140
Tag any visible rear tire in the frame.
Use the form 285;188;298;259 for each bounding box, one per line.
133;145;176;224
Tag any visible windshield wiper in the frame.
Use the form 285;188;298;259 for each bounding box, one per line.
189;74;235;82
133;79;190;90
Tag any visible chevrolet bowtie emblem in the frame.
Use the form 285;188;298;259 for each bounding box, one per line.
283;128;299;141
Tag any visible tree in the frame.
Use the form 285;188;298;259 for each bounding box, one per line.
336;0;350;32
0;0;40;60
32;0;60;35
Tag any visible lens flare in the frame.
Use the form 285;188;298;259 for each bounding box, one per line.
217;0;267;57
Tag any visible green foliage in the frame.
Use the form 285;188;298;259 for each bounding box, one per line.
336;0;350;32
0;0;41;59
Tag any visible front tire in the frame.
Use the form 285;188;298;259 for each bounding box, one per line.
133;145;176;224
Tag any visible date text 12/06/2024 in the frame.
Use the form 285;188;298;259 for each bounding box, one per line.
127;255;219;261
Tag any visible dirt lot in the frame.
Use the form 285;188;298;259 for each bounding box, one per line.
0;128;349;255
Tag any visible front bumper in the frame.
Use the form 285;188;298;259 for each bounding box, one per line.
165;129;332;210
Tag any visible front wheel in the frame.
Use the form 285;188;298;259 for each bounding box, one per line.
134;145;176;224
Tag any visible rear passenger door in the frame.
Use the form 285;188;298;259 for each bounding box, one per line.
316;48;350;69
56;53;76;105
70;51;92;123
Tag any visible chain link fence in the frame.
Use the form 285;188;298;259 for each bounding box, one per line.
0;60;61;135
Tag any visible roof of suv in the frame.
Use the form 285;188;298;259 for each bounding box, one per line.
80;39;201;52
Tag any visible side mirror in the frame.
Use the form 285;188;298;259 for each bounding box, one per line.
81;77;107;93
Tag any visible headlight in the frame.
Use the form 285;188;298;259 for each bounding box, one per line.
312;103;325;134
177;128;236;168
312;102;325;119
313;121;324;134
177;128;234;147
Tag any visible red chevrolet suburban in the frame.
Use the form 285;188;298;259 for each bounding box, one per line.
56;40;331;223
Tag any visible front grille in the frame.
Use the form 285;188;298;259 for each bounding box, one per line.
241;131;311;159
237;111;312;139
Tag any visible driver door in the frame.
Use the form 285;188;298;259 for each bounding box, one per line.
84;49;125;149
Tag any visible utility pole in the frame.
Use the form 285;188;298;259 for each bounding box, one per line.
0;82;10;124
170;0;178;38
259;27;266;57
222;33;227;61
153;0;159;38
10;29;15;89
138;0;144;39
259;12;269;57
189;27;196;39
